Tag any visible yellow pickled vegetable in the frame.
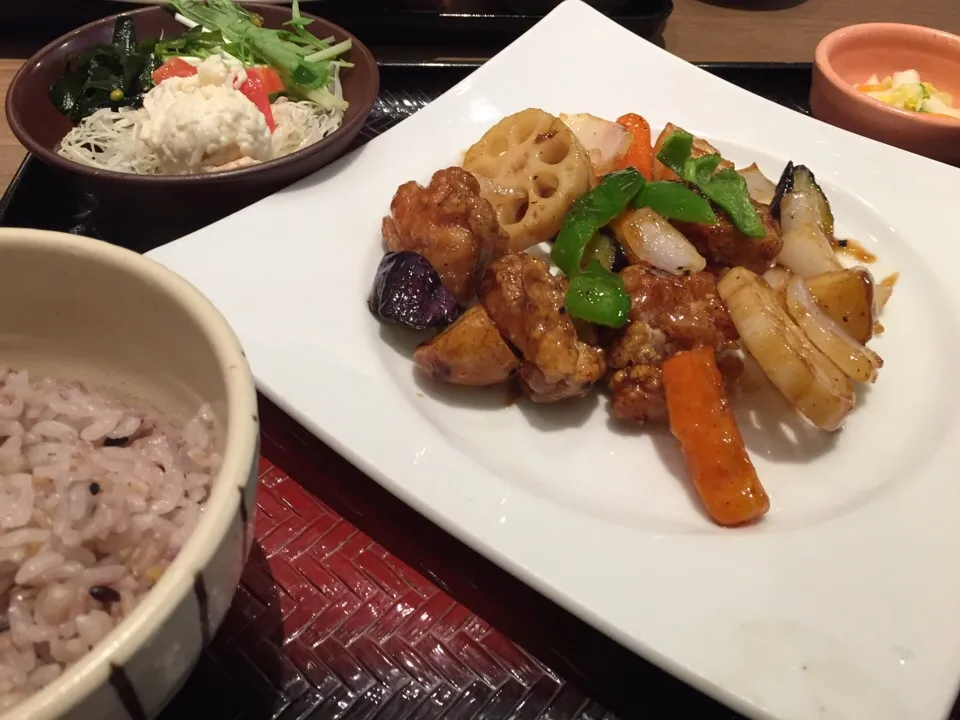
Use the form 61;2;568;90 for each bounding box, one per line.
856;70;960;119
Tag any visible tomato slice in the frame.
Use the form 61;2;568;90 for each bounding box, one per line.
152;57;198;85
238;73;276;132
246;67;285;95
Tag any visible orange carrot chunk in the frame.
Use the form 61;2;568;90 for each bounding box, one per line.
662;346;769;527
615;113;653;180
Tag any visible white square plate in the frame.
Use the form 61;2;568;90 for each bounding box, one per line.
148;3;960;718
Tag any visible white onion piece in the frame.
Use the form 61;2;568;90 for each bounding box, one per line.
786;275;882;384
738;164;777;205
559;113;632;176
762;266;793;293
718;267;854;432
780;189;828;236
611;208;706;275
777;223;843;277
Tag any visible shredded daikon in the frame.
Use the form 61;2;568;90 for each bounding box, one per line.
271;98;345;158
58;107;161;175
56;70;345;176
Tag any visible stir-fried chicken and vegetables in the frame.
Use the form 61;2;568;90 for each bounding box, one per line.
368;108;895;527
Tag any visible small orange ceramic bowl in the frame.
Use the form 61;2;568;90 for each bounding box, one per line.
811;23;960;165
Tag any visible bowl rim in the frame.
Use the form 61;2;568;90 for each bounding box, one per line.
814;22;960;130
0;228;259;720
4;3;379;185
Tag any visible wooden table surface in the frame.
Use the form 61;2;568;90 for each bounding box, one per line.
2;0;960;193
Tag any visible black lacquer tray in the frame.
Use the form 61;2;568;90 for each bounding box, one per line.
0;62;812;249
7;0;673;60
0;61;843;720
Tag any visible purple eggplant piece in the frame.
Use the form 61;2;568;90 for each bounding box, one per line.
369;251;463;331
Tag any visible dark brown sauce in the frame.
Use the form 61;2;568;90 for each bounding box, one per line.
833;237;877;264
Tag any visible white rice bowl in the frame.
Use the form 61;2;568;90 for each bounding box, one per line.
0;228;258;720
0;370;218;712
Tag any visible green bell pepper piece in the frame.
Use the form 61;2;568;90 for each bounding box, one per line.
631;181;717;224
656;131;766;238
551;167;646;278
551;169;644;328
656;130;693;174
564;260;631;329
683;153;723;185
690;165;766;238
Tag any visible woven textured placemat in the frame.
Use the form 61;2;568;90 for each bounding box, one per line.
161;459;617;720
154;392;747;720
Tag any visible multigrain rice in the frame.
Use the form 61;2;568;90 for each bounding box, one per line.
0;369;218;712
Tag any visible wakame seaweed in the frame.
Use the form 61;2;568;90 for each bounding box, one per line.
50;17;159;123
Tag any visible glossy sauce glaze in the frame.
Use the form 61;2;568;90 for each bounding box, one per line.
833;236;877;264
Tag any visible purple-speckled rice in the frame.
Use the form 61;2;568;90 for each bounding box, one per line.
0;369;219;712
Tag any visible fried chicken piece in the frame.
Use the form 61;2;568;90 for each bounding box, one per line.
383;167;509;304
476;248;526;352
671;201;782;275
413;305;519;386
609;363;668;424
479;252;606;403
608;266;740;423
623;266;740;351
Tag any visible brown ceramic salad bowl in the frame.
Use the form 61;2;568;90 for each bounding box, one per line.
5;4;379;229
